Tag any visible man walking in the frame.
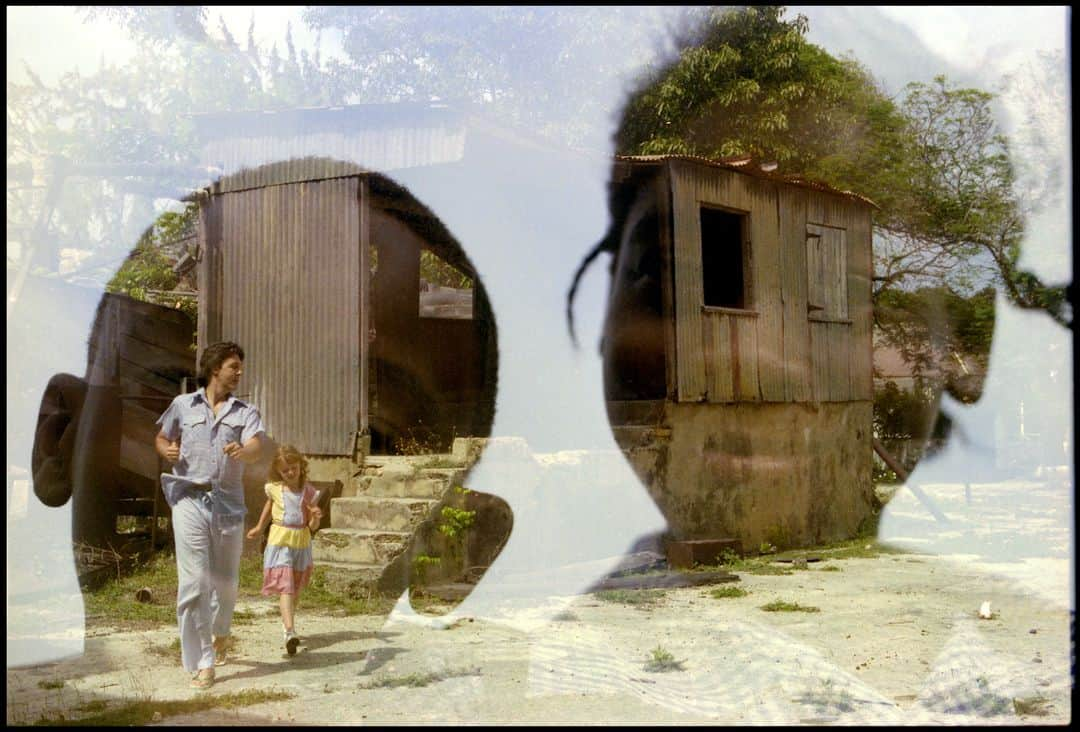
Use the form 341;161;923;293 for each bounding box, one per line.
155;341;264;689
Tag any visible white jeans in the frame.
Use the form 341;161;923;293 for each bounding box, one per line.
171;494;244;672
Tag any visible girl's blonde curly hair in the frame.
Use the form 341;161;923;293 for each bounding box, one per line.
269;443;308;488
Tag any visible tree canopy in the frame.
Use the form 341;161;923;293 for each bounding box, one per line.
611;5;1068;389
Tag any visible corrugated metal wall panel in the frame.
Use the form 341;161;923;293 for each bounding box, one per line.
209;177;361;455
201;122;467;193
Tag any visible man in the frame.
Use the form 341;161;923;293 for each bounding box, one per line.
155;341;264;689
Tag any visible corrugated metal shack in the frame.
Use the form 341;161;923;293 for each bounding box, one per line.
604;154;878;547
194;157;497;458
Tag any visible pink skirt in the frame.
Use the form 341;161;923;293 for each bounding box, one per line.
261;565;313;597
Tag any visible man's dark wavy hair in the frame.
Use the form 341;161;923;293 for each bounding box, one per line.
198;341;244;385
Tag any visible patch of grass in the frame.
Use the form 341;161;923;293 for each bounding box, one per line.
420;457;461;469
760;600;821;613
230;609;256;626
36;680;64;690
31;688;295;726
594;589;666;606
692;550;793;576
360;667;480;689
818;565;842;572
300;568;397;616
82;551;179;629
743;563;795;576
74;700;108;714
147;638;182;661
644;646;685;673
237;553;264;596
1013;696;1052;717
708;586;748;599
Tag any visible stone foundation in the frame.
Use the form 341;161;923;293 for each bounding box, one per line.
620;401;876;551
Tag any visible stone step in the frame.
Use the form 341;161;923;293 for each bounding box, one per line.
314;560;384;584
331;496;440;532
417;467;467;484
358;475;450;499
312;528;411;565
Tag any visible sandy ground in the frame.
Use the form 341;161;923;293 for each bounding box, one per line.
6;547;1073;726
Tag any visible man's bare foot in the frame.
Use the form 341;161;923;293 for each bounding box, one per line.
212;635;230;666
190;667;215;690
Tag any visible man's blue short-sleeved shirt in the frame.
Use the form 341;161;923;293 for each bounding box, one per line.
156;388;265;516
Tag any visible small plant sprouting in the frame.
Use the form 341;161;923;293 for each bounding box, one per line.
360;667;480;689
438;503;476;539
1013;696;1052;717
412;554;441;584
760;600;821;613
644;645;685;673
595;589;666;606
709;586;748;599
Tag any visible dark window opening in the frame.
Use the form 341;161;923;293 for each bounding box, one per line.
701;207;747;309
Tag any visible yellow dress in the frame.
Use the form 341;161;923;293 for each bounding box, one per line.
260;481;316;596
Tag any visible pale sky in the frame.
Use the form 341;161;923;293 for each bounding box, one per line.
7;6;1068;88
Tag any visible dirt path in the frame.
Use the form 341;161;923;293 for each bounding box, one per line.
6;549;1071;725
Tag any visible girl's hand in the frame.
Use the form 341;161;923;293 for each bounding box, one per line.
308;506;323;522
245;527;261;540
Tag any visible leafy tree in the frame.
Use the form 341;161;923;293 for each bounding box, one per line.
875;286;995;402
613;6;1068;341
6;8;344;281
105;202;198;324
300;6;669;149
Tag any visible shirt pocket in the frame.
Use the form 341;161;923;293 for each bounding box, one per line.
220;413;247;445
180;414;207;458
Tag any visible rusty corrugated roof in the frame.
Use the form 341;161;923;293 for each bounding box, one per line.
614;154;878;208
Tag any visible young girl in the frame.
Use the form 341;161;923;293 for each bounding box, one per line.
246;444;322;655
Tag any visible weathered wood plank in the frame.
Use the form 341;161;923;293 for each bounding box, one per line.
806;224;826;314
117;333;192;380
115;467;159;501
121;402;164;444
849;207;874;400
779;188;811;402
124;314;195;361
118;435;160;482
750;181;784;401
703;310;734;402
116;355;187;397
829;322;852;401
810;320;830;402
655;169;679;401
671;162;707;401
736;314;760;401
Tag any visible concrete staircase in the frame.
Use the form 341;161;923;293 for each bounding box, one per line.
312;444;478;594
